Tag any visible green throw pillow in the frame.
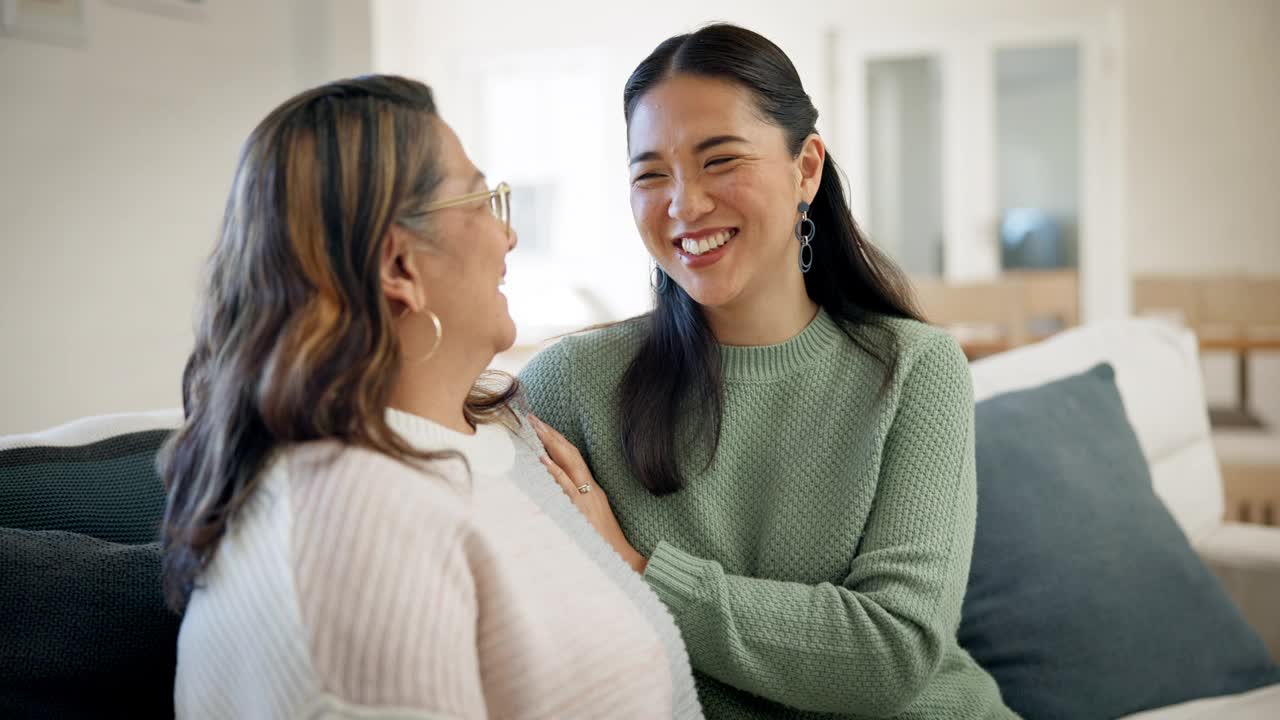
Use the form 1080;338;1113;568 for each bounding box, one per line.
959;363;1279;719
0;429;178;717
0;430;171;543
0;529;179;718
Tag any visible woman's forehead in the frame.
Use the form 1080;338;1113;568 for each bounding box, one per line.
628;77;772;154
433;121;485;190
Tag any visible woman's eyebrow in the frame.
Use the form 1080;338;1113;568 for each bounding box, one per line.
628;135;750;165
693;134;749;153
629;150;660;166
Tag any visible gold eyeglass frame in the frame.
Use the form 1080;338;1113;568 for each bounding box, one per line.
414;181;511;236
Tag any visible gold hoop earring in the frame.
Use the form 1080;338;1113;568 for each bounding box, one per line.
401;308;443;365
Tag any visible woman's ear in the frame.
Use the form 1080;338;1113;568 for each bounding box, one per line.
797;133;826;205
381;225;426;315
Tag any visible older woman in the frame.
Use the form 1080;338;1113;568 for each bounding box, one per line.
162;75;699;719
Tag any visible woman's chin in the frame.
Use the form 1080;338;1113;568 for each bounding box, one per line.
494;316;518;354
678;277;741;310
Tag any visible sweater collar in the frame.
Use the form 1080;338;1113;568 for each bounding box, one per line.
718;307;843;381
385;407;515;477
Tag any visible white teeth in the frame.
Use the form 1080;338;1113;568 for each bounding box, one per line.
680;230;734;255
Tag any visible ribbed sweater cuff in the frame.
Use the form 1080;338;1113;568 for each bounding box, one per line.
643;541;714;614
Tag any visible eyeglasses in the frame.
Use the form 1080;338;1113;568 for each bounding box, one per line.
413;181;511;236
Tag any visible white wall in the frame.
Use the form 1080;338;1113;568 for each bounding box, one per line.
1123;0;1280;274
0;0;371;434
2;0;1275;434
376;0;1278;277
375;0;1278;441
848;0;1279;277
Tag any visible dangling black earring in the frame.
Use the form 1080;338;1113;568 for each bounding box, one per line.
795;201;815;273
650;262;669;293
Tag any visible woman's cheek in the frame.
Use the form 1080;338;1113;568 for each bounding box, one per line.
707;168;749;203
716;169;777;226
631;192;667;248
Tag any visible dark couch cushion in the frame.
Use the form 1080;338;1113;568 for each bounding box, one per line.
0;429;177;718
0;430;171;543
0;529;179;719
959;363;1279;719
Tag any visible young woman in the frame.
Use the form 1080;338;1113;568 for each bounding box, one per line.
521;25;1016;719
161;75;699;719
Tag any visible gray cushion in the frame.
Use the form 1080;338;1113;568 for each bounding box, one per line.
0;430;177;718
959;363;1280;719
0;430;170;543
0;529;178;718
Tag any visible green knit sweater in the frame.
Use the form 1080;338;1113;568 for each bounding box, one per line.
519;309;1015;719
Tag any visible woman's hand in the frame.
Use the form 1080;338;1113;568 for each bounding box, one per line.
529;414;648;574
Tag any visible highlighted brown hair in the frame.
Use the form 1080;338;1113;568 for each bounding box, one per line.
160;75;514;611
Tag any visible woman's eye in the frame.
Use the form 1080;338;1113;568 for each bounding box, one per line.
633;172;663;183
706;156;736;168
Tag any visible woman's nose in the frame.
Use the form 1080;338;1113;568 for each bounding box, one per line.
667;179;714;223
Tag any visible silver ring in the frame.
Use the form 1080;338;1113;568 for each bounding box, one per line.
577;484;591;494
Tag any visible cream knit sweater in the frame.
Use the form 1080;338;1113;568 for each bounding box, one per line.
174;408;700;718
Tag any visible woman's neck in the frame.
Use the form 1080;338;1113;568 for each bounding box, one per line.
388;348;486;435
703;272;819;347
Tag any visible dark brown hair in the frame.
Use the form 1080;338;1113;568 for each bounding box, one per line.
620;24;923;495
160;75;515;611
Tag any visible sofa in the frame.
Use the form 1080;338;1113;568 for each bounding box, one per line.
2;318;1278;718
966;318;1280;718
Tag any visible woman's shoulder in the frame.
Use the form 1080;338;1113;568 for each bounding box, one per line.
272;442;486;717
521;316;649;385
835;314;969;397
872;316;972;406
561;316;650;358
279;442;478;628
875;313;962;358
281;441;473;527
